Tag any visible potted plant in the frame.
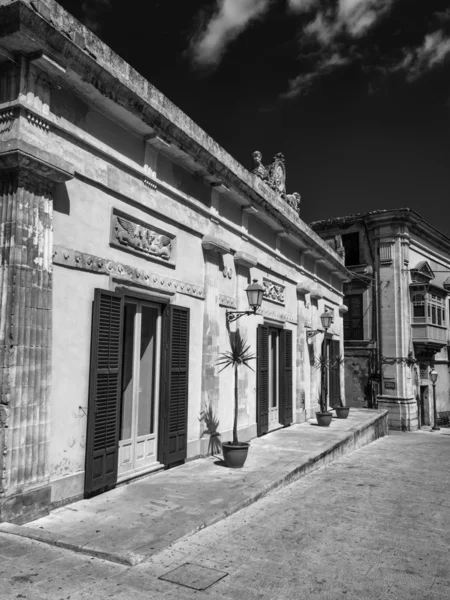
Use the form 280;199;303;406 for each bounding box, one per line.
217;330;256;468
334;404;350;419
315;354;332;427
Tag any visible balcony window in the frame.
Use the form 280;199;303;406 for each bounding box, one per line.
412;289;446;327
412;293;425;319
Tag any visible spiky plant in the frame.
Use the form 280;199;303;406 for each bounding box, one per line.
216;330;256;445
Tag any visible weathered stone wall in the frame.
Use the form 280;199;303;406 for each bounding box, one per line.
0;0;346;518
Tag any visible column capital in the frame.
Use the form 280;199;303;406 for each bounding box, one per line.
234;251;257;269
0;146;74;186
201;234;231;256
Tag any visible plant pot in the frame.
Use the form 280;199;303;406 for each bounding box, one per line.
222;441;250;468
316;411;332;427
335;406;350;419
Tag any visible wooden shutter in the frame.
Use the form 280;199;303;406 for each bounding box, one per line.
344;295;363;340
280;329;293;426
160;305;190;466
257;324;269;436
85;289;124;497
329;340;341;408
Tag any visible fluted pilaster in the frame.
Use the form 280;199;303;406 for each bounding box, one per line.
0;149;73;521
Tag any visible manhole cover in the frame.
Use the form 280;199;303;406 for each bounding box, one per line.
159;562;228;590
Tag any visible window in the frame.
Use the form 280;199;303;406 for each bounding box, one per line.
343;294;363;340
342;232;360;266
412;293;425;319
411;289;446;326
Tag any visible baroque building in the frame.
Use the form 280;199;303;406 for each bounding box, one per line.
0;0;347;523
311;209;450;431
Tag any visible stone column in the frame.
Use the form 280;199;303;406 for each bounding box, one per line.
0;151;73;522
200;235;230;418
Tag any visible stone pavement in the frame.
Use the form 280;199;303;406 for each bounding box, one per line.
0;408;386;566
1;425;449;600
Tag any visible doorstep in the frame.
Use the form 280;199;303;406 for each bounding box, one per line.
0;408;388;566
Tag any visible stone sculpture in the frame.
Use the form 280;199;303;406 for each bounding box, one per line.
251;151;301;215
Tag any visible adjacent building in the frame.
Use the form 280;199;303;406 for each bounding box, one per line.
311;209;450;431
0;0;348;522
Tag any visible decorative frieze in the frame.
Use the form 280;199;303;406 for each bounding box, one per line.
26;110;50;133
0;109;16;134
111;209;175;265
263;278;285;305
257;306;297;325
52;245;204;299
219;294;237;309
143;177;157;191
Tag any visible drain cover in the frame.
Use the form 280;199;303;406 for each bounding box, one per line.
159;562;228;590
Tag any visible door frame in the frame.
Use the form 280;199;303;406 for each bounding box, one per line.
117;297;163;481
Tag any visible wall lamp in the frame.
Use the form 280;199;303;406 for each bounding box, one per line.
306;310;334;339
226;279;265;323
430;368;440;431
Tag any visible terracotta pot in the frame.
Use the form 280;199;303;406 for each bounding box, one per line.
316;411;332;427
335;406;350;419
222;441;250;468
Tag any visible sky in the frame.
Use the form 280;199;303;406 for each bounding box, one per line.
57;0;450;236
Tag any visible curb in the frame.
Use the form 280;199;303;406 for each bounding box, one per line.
0;410;389;566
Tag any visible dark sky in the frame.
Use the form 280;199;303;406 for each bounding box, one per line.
57;1;450;235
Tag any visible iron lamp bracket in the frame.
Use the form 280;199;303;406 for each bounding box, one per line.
226;308;258;323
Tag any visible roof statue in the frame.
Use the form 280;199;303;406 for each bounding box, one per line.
252;151;301;215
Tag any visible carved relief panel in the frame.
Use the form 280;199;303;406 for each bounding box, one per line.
111;209;175;266
263;278;285;305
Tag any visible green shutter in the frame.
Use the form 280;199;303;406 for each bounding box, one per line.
160;305;190;466
85;289;124;497
257;324;269;436
280;329;293;426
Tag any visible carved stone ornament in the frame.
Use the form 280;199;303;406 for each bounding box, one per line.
263;278;285;305
251;151;301;215
111;210;174;263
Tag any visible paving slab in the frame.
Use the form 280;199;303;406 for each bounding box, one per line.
0;408;387;566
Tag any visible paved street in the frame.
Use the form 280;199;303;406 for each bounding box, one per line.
1;428;449;600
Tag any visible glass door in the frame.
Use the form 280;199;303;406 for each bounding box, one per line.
118;299;161;478
268;328;280;429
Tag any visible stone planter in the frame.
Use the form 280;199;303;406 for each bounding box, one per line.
222;442;250;468
335;406;350;419
316;412;333;427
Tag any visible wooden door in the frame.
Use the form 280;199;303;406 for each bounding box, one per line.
159;305;190;466
85;289;124;497
257;324;269;436
279;329;293;426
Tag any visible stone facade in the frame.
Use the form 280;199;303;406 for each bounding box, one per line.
311;209;450;431
0;0;347;522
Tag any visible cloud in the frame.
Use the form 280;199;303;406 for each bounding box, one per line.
189;0;272;68
81;0;112;34
304;12;340;45
287;0;319;12
281;52;350;98
303;0;393;46
390;30;450;81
